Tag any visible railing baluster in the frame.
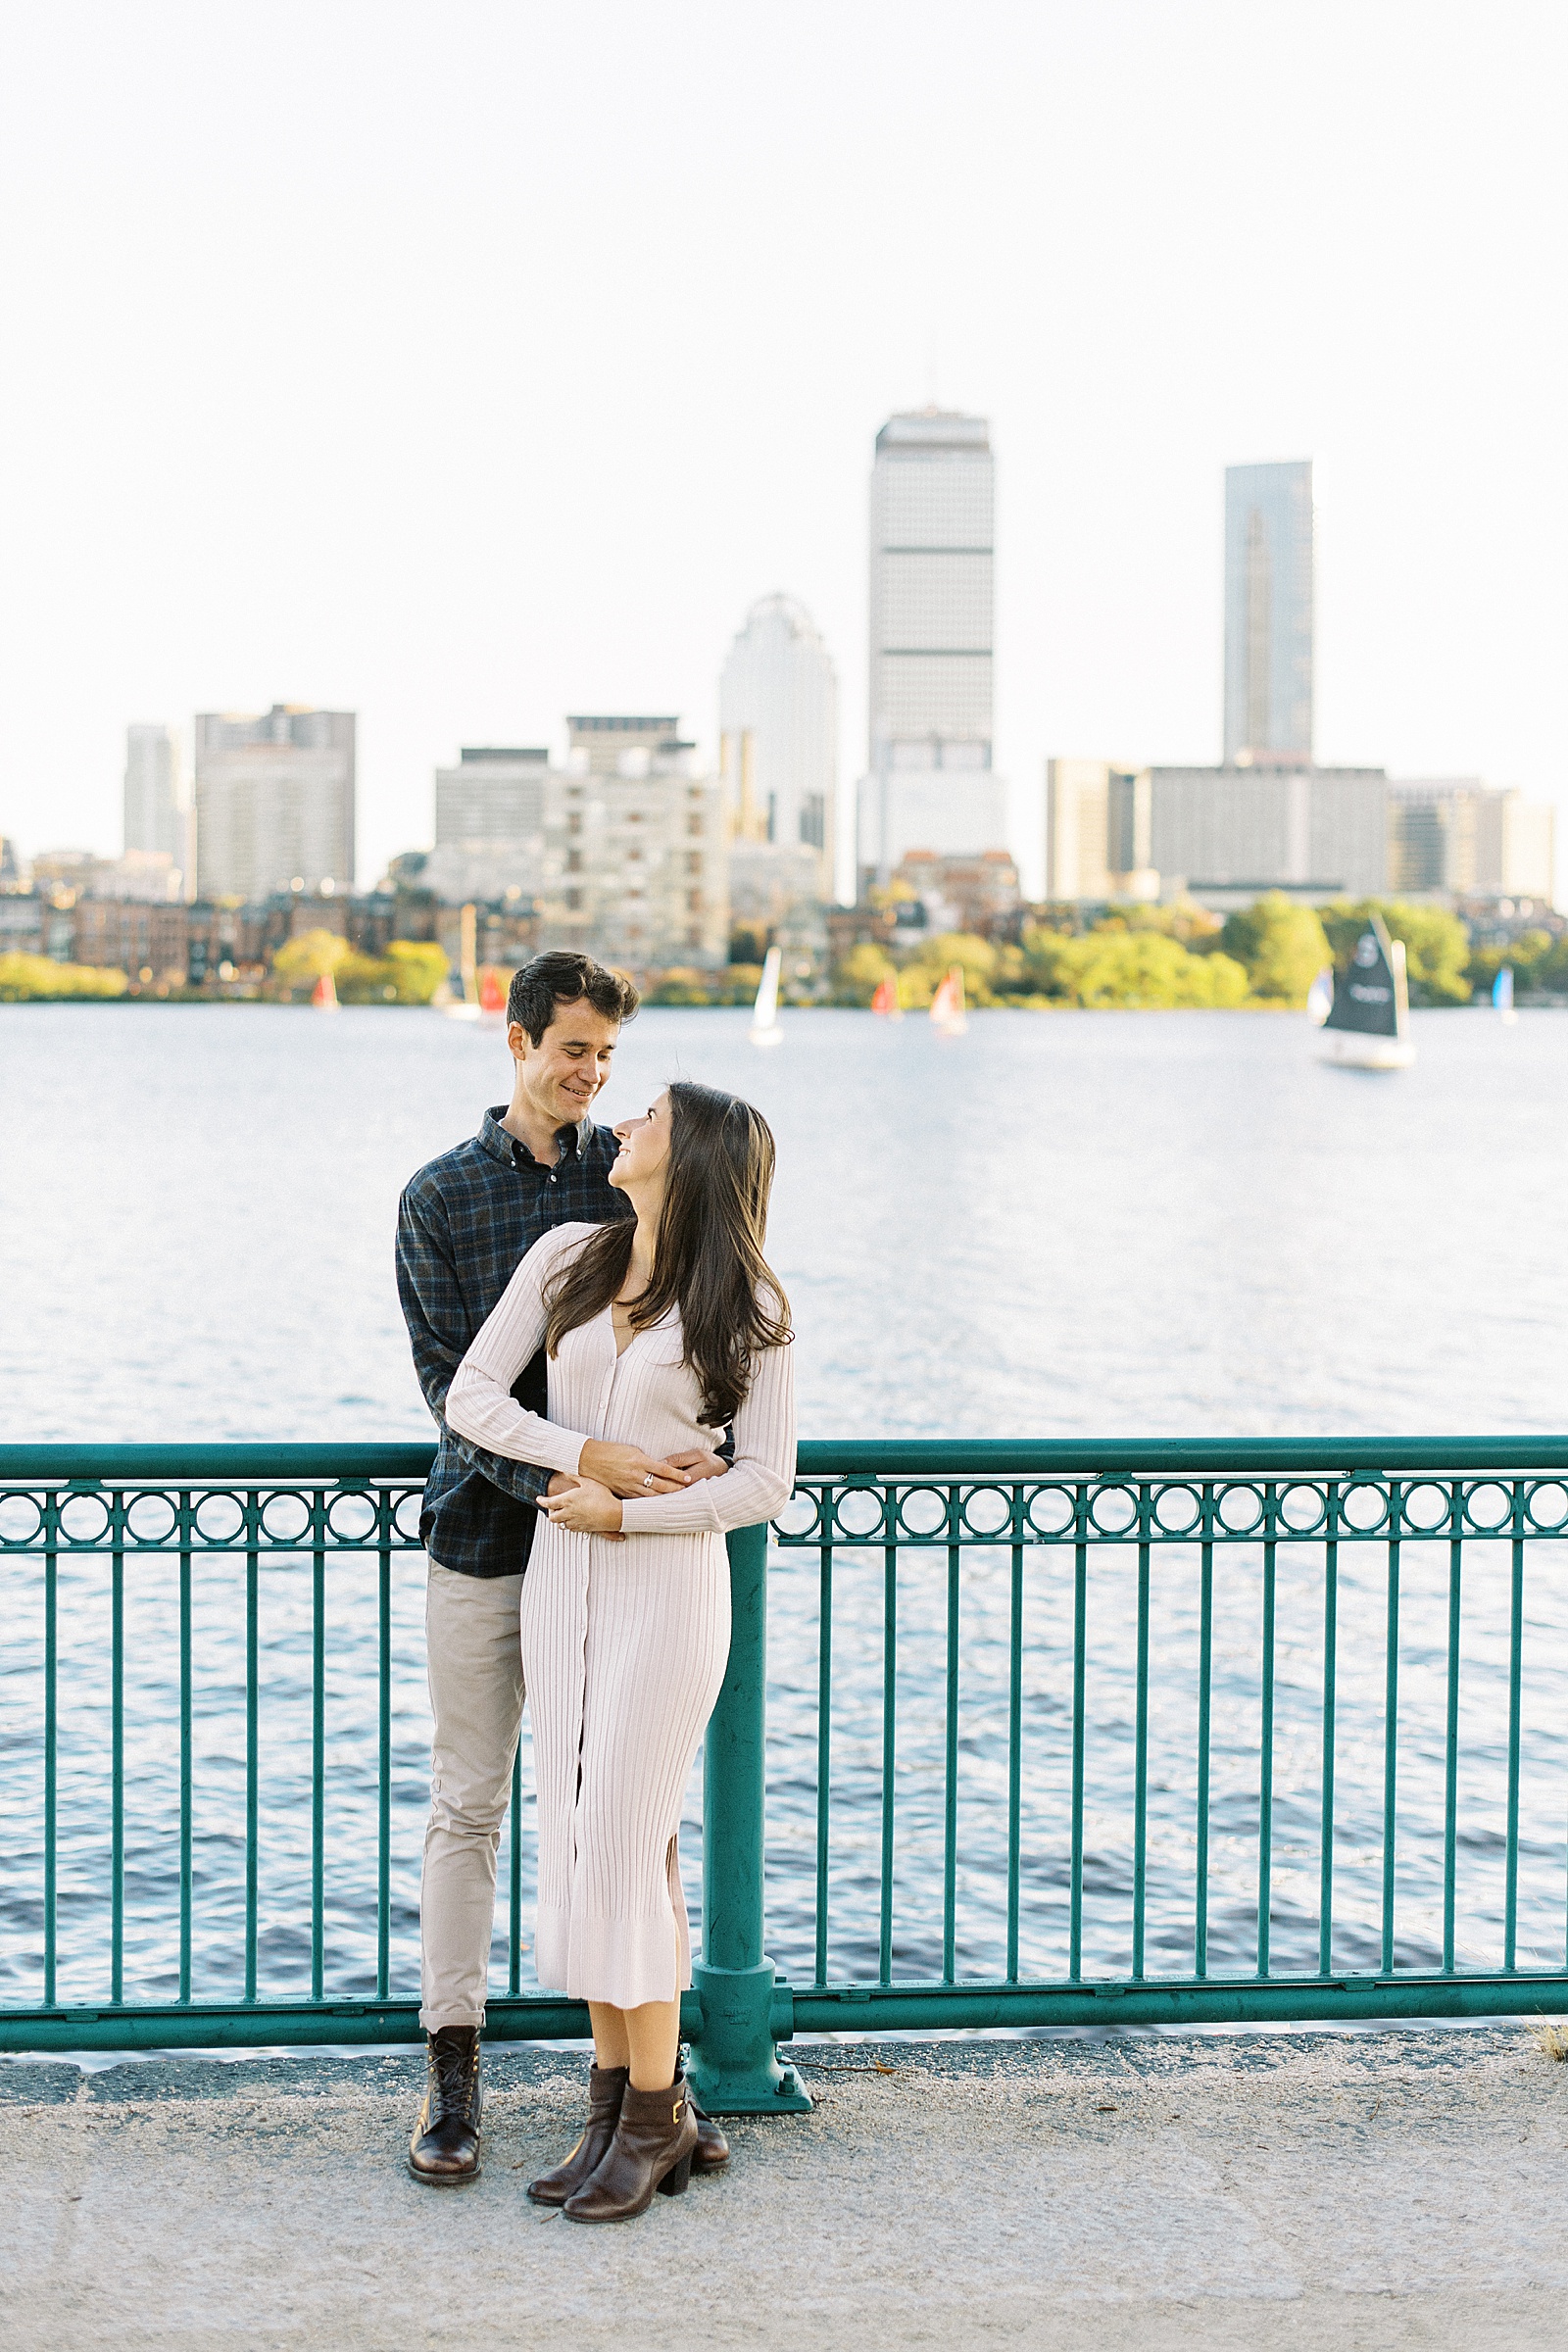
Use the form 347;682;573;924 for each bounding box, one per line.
1195;1534;1212;1980
179;1504;193;2005
311;1529;325;2003
814;1540;833;1988
1256;1534;1275;1978
509;1744;522;1995
1069;1528;1087;1983
878;1541;896;1987
245;1529;259;2004
1443;1522;1462;1974
1382;1537;1400;1975
1318;1534;1338;1978
43;1514;58;2010
1504;1520;1524;1973
1132;1533;1150;1981
111;1532;124;2007
377;1513;392;2003
942;1527;959;1985
1005;1533;1023;1984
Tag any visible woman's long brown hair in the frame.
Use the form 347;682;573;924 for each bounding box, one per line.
543;1081;791;1427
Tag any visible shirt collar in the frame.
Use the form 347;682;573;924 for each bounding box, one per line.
478;1105;593;1172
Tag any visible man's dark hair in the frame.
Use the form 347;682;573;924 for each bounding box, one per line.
507;950;640;1045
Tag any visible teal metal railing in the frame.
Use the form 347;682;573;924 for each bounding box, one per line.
4;1440;1568;2109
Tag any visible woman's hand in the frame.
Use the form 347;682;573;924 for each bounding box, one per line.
538;1476;624;1535
577;1439;697;1498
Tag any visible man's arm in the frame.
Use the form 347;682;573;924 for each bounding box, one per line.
394;1177;550;1507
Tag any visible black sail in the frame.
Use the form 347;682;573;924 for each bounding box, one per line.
1324;913;1402;1038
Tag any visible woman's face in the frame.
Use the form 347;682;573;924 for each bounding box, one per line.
610;1090;673;1194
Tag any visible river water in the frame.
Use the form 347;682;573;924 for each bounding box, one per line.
3;1003;1567;2013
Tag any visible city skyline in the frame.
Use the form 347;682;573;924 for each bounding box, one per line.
0;5;1559;902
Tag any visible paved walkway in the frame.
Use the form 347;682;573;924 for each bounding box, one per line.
7;2028;1568;2349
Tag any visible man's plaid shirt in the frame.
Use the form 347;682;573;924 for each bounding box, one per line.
395;1105;633;1578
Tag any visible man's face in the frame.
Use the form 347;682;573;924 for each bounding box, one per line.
509;1002;620;1127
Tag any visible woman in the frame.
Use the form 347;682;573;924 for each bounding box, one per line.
445;1079;795;2223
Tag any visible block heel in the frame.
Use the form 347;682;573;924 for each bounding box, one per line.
657;2150;694;2196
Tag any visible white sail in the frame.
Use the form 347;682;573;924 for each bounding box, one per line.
750;946;783;1048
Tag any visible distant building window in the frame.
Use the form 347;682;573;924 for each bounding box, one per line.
686;814;704;837
686;854;703;875
565;888;581;910
687;888;704;912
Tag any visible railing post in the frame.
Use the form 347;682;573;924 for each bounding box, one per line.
687;1521;809;2114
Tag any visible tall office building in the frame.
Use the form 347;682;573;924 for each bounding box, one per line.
123;725;183;859
562;716;727;967
1223;461;1314;766
435;747;552;846
194;705;356;901
857;409;1007;885
718;594;838;896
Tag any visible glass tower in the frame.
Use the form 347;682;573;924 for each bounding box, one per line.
1223;460;1314;766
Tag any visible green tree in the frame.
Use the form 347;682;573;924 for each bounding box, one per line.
832;941;897;1006
1319;900;1471;1006
0;954;129;1002
899;932;999;1007
383;941;449;1004
271;930;352;993
1220;894;1331;1005
1017;930;1247;1007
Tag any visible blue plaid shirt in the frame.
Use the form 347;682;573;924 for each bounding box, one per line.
395;1105;633;1577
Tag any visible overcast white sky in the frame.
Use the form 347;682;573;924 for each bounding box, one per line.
0;0;1562;897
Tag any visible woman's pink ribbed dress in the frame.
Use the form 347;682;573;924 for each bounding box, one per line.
445;1222;796;2009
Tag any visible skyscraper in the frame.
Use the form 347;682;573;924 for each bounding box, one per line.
194;705;356;900
123;724;183;859
718;594;838;896
1223;461;1314;766
857;409;1006;886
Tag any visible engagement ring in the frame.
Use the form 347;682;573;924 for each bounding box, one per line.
643;1474;653;1488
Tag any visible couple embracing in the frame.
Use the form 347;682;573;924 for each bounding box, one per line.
394;950;795;2223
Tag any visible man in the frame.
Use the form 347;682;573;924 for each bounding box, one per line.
395;948;728;2184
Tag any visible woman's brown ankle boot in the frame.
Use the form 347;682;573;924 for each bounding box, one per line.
526;2065;627;2207
563;2072;699;2223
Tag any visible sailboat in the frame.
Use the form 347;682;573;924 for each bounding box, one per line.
750;945;783;1048
1305;966;1334;1026
311;970;339;1011
870;975;902;1019
478;967;507;1027
1319;913;1414;1069
1493;964;1517;1025
444;903;483;1021
929;964;967;1038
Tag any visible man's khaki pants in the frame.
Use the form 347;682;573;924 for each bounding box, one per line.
419;1561;526;2032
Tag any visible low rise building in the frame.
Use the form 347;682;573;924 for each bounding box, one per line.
1389;778;1555;905
1046;760;1388;906
71;898;192;984
893;848;1021;937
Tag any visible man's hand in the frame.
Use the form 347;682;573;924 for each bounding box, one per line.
667;1449;727;1483
577;1439;696;1498
538;1476;623;1535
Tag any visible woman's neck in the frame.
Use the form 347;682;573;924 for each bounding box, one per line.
618;1190;662;1298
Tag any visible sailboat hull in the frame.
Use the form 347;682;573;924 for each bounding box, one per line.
1319;1030;1415;1071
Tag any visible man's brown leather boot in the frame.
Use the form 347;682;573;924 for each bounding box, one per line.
563;2071;699;2223
407;2026;482;2185
527;2063;627;2205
